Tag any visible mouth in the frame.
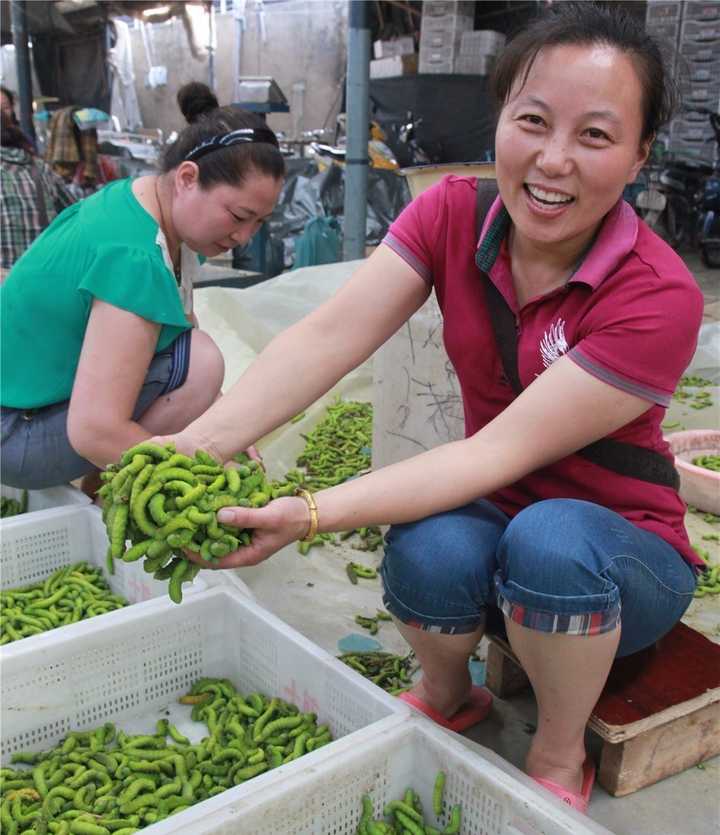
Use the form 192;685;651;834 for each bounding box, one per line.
523;183;575;213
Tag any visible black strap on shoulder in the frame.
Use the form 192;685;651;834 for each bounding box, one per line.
474;178;679;490
30;162;49;230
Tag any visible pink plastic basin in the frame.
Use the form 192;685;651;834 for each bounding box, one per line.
666;430;720;515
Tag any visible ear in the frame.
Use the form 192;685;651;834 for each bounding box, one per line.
174;161;200;194
627;134;653;184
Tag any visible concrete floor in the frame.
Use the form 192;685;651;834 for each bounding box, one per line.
234;253;719;835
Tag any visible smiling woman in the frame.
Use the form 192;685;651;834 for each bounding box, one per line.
147;4;700;819
0;82;285;492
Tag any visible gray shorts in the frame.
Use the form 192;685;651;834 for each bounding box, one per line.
1;330;191;489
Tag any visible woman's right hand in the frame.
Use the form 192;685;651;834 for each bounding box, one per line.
148;431;224;462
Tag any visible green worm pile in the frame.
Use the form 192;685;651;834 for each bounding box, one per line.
1;677;332;835
691;455;720;472
1;490;28;518
673;375;715;410
693;545;720;597
0;563;127;645
356;773;462;834
99;443;273;604
338;651;417;696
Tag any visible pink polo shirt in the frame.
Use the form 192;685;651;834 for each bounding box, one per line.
383;175;704;569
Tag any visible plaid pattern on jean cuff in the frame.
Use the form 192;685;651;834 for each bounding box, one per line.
498;594;621;636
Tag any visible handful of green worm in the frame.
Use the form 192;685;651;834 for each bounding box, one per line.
1;677;332;835
1;490;28;518
356;772;462;834
0;562;128;645
99;443;273;604
691;454;720;472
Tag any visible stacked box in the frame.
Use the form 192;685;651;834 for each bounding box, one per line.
419;1;474;74
370;54;418;79
373;36;415;60
455;29;505;75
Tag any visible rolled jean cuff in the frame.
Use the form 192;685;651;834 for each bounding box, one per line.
381;586;484;636
497;593;621;636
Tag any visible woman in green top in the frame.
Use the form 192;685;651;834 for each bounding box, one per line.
0;86;285;491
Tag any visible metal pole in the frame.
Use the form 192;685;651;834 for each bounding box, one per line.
208;2;216;91
342;0;370;261
10;0;35;142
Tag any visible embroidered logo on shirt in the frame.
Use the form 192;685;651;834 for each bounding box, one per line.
540;318;569;368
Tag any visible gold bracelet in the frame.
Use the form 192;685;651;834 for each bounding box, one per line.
296;488;319;543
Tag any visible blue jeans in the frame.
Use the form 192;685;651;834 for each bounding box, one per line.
380;498;697;657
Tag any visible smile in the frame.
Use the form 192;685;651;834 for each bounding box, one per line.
524;183;575;205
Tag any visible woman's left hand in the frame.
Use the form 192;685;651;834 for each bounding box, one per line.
185;495;311;568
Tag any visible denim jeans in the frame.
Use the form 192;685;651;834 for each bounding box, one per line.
1;330;191;490
380;498;697;657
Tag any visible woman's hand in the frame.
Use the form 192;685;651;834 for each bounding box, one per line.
185;496;311;568
148;433;261;466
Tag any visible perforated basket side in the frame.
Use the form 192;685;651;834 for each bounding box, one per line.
161;718;613;835
1;587;407;766
0;483;91;521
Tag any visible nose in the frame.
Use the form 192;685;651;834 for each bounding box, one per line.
536;132;574;178
229;226;252;246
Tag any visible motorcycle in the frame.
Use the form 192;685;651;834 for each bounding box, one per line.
635;108;720;267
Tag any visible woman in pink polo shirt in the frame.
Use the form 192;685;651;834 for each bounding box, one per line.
158;3;703;813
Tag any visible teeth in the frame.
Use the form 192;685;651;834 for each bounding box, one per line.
527;185;573;204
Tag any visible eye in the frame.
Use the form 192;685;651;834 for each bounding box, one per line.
584;127;611;142
230;211;249;223
519;113;546;127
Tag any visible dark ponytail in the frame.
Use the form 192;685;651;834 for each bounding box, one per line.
162;81;285;187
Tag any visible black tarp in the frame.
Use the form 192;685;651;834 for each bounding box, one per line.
369;75;496;165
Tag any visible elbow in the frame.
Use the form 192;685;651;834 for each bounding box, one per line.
67;411;109;465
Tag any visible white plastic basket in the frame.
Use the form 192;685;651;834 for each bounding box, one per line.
0;505;252;637
159;717;613;835
0;585;410;832
0;483;90;523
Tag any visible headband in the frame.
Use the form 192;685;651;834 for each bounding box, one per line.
184;128;279;162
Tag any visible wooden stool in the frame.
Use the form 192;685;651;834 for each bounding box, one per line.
485;622;720;796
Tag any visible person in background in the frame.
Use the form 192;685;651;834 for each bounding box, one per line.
0;105;75;280
1;85;285;495
1;86;36;152
153;3;702;814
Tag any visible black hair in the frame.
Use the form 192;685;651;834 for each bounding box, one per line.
1;108;34;153
492;2;676;143
1;86;15;107
162;81;285;186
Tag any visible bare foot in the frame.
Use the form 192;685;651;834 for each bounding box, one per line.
409;671;472;719
526;751;586;795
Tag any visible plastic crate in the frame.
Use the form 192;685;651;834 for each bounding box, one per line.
644;19;681;43
0;585;409;833
455;53;496;75
680;18;720;43
162;717;614;835
645;1;683;24
680;40;720;63
419;46;456;74
0;505;252;635
0;483;90;524
421;1;474;19
685;1;720;22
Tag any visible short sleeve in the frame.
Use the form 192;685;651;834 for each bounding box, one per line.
568;268;704;407
381;177;449;285
78;244;190;347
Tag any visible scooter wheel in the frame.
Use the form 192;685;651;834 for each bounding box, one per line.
701;244;720;269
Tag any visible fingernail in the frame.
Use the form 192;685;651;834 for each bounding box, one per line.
217;510;234;523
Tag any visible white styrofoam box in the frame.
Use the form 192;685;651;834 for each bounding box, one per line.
421;0;474;19
0;483;90;524
370;54;418;79
373;36;414;59
685;1;720;22
0;505;252;634
421;11;473;46
420;25;461;52
455;53;496;76
163;717;614;835
460;29;506;56
681;18;720;43
0;585;410;833
419;44;457;73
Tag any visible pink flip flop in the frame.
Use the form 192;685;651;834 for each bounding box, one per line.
533;758;596;815
398;685;493;732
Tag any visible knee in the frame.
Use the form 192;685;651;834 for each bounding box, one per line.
383;507;496;602
187;330;224;401
498;499;604;593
